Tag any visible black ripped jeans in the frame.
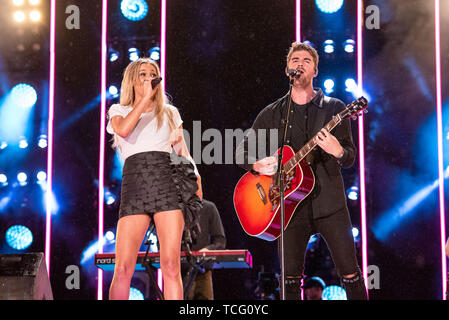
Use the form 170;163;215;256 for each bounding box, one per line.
280;199;367;300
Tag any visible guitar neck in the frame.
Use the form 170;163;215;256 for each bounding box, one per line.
284;114;342;173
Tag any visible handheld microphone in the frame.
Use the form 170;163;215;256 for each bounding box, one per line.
287;69;303;78
151;77;162;89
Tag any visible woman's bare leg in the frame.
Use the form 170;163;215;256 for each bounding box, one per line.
109;214;150;300
153;209;185;300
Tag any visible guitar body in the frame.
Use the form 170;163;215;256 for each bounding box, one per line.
233;145;315;241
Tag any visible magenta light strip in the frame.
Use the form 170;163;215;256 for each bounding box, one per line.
295;0;301;42
357;0;369;297
157;0;167;294
296;0;302;300
160;0;167;83
434;0;447;300
97;0;108;300
45;0;56;277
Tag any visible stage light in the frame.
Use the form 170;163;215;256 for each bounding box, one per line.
105;231;115;242
109;49;119;62
344;39;355;53
108;85;119;98
13;0;25;6
105;190;116;205
347;185;359;200
29;10;41;22
0;174;7;185
17;172;28;185
6;225;33;250
121;0;149;22
149;47;160;61
352;227;359;238
322;285;347;300
323;40;335;53
11;83;37;108
29;0;40;5
302;40;315;48
316;0;344;14
129;287;144;300
323;79;335;94
128;47;140;62
37;171;47;183
1;141;7;150
14;11;26;22
38;134;47;148
345;78;357;92
19;137;28;149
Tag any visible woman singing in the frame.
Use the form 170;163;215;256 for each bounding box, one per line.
106;58;202;300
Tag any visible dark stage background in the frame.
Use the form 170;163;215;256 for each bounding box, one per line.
0;0;448;300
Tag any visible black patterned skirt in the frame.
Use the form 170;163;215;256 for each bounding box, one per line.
119;151;202;236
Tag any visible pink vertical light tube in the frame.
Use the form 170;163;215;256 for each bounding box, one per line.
295;0;301;42
160;0;167;83
157;0;168;293
434;0;447;300
357;0;369;297
296;0;302;300
97;0;108;300
45;0;56;276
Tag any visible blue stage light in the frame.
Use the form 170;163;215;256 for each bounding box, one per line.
17;172;28;184
109;49;119;62
105;231;115;242
129;287;144;300
149;47;160;61
302;40;315;48
352;227;359;238
344;39;355;53
108;85;119;98
19;137;28;149
322;285;347;300
0;141;7;150
316;0;344;14
38;134;47;148
121;0;149;22
323;40;335;53
323;79;335;94
37;171;47;183
345;78;357;92
0;174;7;185
128;47;140;62
11;83;37;109
105;190;116;205
347;185;359;200
6;225;33;250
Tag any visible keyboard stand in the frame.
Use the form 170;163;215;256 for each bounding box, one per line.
141;228;164;300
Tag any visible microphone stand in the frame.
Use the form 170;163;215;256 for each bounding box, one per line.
275;76;295;300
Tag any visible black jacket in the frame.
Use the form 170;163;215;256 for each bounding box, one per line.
235;88;355;218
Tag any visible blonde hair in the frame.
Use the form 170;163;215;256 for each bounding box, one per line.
120;58;177;132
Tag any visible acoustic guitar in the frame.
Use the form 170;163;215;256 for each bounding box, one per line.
233;97;368;241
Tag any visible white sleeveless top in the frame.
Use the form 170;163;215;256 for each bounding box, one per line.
106;104;183;161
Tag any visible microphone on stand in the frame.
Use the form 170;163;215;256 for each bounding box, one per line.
287;68;303;78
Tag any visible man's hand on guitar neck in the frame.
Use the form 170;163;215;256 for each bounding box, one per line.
252;156;278;176
315;128;345;159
